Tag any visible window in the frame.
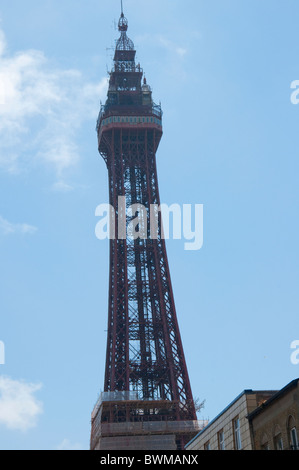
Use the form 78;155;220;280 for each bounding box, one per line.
274;434;283;450
290;427;298;450
260;433;270;450
204;441;211;450
233;417;242;450
218;430;225;450
261;442;270;450
273;425;284;450
288;416;298;450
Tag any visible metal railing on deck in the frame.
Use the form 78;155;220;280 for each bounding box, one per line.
96;102;163;132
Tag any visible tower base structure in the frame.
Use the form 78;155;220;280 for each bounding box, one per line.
90;392;207;451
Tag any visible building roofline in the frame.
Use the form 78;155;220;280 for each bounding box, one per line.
185;386;284;449
185;389;255;448
247;378;299;421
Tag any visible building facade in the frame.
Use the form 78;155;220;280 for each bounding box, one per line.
186;390;277;451
248;379;299;450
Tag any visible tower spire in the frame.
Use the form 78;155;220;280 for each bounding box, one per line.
118;1;129;33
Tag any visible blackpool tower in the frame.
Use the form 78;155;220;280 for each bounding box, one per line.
90;6;201;450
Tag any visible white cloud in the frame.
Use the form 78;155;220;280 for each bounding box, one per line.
0;29;6;57
157;35;188;57
51;180;74;193
0;215;37;235
136;33;188;58
56;439;83;450
176;47;187;57
0;25;108;181
0;376;43;431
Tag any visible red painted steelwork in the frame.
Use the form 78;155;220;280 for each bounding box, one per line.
95;10;197;429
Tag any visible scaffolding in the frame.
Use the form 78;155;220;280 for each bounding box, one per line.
90;393;208;450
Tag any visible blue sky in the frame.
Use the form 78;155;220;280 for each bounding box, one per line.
0;0;299;450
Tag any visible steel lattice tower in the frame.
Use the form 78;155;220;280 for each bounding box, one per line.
90;8;200;451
